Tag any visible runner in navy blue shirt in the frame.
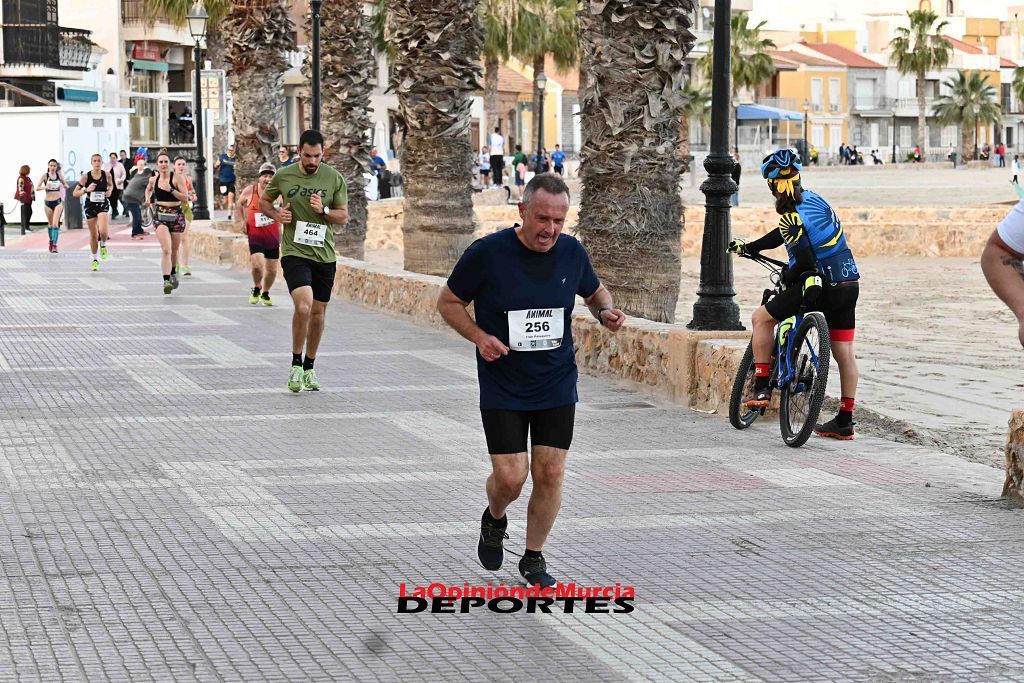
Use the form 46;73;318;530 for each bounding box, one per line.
551;144;566;175
438;174;626;588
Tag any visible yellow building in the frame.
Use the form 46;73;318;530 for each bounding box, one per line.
760;48;849;155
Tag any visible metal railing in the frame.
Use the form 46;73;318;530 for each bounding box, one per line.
121;0;173;24
1;24;91;70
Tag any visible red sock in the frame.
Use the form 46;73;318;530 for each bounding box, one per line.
840;397;855;413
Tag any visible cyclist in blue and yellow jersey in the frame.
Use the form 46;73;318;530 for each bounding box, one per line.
728;149;861;440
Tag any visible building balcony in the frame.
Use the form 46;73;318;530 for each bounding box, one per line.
1;25;93;74
120;0;192;46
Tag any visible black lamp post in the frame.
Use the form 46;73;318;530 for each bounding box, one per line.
891;108;897;164
535;71;547;174
311;0;323;130
187;3;209;220
688;0;742;331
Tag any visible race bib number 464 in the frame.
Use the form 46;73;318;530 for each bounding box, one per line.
507;308;564;351
295;220;326;247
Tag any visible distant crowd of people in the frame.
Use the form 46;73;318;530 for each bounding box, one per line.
477;127;571;202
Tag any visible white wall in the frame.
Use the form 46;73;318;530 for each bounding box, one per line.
0;107;130;220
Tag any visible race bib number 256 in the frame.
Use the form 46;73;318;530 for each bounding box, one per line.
507;308;564;351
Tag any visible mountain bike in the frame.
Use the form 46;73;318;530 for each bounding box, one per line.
727;251;831;448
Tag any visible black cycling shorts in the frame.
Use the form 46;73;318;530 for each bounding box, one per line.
249;244;281;260
84;202;109;219
765;281;858;334
281;255;336;302
480;404;575;454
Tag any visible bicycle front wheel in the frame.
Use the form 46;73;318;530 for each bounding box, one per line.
728;342;761;430
779;312;831;447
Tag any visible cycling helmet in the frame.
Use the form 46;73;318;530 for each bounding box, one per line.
761;149;802;180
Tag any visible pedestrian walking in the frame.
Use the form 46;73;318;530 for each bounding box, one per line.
214;144;237;219
730;148;741;207
369;147;391;200
106;152;126;218
259;129;349;393
236;162;281;306
275;145;294;169
123;161;152;240
511;145;528;202
1013;155;1021;184
437;173;626;588
948;146;957;168
489;127;505;188
478;145;491;187
14;165;34;234
73;155;113;270
36;159;67;252
551;144;565;175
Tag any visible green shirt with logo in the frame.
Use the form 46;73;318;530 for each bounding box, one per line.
263;162;348;263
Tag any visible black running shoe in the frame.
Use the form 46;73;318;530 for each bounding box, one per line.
519;553;556;588
814;417;856;440
477;508;508;571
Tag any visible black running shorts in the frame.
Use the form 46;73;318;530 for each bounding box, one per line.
765;281;858;333
249;244;281;259
480;404;575;454
281;255;336;302
84;201;109;219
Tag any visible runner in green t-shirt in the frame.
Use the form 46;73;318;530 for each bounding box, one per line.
260;129;349;392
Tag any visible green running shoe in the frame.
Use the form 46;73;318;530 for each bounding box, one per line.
182;265;191;277
90;260;99;272
249;287;260;305
260;292;273;307
100;245;108;260
163;280;173;295
302;369;320;391
288;365;303;393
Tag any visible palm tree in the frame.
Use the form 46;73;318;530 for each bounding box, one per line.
221;0;295;192
480;0;520;139
933;70;1001;162
302;2;376;259
385;0;484;276
890;9;952;154
512;0;579;161
697;12;775;149
679;80;711;176
577;0;696;323
1012;66;1024;115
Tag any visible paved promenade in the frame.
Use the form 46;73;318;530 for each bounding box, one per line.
1;228;1023;681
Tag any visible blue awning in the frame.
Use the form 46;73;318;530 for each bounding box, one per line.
737;103;804;121
133;59;169;72
58;87;99;102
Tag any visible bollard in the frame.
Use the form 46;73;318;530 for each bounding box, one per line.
1003;410;1024;502
0;201;5;247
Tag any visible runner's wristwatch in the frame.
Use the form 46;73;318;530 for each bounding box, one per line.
596;307;611;325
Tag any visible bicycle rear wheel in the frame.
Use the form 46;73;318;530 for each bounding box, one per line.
779;312;831;447
728;342;761;430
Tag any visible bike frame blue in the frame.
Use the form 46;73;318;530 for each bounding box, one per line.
774;313;821;394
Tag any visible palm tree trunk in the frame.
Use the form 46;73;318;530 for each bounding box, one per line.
222;0;295;192
305;0;375;259
917;69;927;154
678;115;691;175
531;53;545;165
961;123;972;164
484;53;500;138
578;0;695;323
388;0;483;276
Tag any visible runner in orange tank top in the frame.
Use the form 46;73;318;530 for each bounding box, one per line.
235;162;281;306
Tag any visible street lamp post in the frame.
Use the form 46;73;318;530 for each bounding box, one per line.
187;4;209;221
802;99;810;161
311;0;323;130
891;109;897;164
688;0;742;331
535;72;547;174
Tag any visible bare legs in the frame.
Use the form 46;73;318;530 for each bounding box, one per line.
290;286;327;356
156;226;182;277
487;446;567;552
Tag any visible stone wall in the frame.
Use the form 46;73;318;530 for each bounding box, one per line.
188;221;749;413
364;203;1007;258
1003;410;1024;502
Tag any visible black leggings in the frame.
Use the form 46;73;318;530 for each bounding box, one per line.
20;203;32;233
480;404;575;454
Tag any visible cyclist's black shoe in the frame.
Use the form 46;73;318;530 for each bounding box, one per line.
477;508;508;571
519;553;556;588
743;389;772;409
814;417;856;440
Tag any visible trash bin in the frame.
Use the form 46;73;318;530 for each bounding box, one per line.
64;183;83;230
